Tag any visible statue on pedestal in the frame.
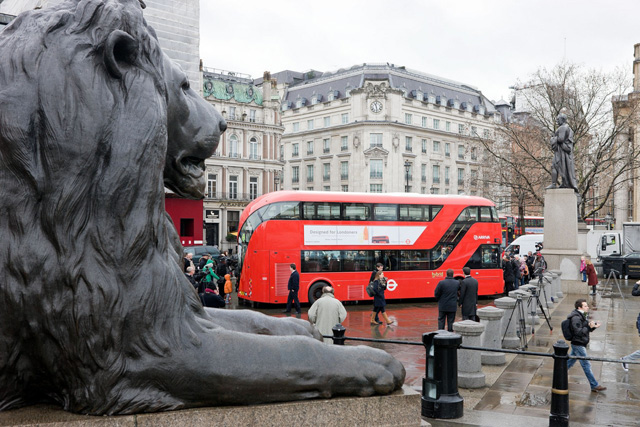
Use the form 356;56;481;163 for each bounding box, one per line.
546;113;578;192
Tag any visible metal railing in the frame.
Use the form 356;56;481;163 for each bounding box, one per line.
205;192;259;202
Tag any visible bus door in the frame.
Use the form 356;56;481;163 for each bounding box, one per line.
270;250;298;304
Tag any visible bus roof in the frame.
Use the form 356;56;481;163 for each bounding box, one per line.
240;191;496;224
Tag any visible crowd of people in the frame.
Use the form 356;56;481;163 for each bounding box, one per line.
183;250;237;308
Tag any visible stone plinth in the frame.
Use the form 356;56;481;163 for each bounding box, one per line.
543;189;582;281
453;320;485;389
477;306;506;365
494;297;520;349
0;387;422;426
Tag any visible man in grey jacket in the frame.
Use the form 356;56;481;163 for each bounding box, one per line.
308;286;347;343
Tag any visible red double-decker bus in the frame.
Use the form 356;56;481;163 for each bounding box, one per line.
236;191;504;305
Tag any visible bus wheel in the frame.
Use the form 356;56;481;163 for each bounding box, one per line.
308;282;327;304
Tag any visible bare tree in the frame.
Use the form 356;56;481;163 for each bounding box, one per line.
477;62;639;224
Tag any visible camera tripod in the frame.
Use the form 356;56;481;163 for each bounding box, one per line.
601;269;627;310
502;288;553;350
527;286;553;335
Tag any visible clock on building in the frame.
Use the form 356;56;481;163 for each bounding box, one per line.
370;100;383;113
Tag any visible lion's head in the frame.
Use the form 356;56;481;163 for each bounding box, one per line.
0;0;225;411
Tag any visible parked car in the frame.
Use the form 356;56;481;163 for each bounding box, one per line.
183;245;220;268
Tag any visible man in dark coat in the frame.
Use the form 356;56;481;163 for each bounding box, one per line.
283;263;301;314
434;269;459;331
503;255;515;293
369;263;384;324
567;299;606;392
459;267;478;321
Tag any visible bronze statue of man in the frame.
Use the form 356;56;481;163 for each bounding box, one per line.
547;113;578;191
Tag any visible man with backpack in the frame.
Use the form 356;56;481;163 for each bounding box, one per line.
564;299;606;392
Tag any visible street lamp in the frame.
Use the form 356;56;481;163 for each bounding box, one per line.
274;173;280;191
404;160;411;193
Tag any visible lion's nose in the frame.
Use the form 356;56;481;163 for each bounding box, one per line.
219;119;227;133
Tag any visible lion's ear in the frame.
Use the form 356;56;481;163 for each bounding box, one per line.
104;30;139;80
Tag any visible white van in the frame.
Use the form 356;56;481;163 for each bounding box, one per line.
505;234;543;257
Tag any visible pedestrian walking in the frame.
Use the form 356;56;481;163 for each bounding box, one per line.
308;286;347;343
370;271;394;325
585;258;597;295
503;254;515;293
283;263;301;314
434;269;459;331
621;280;640;371
369;263;384;324
566;299;607;392
459;267;478;321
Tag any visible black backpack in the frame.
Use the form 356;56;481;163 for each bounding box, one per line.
366;282;375;297
561;314;574;341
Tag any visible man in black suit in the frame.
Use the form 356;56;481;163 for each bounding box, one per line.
369;263;384;324
434;269;459;331
459;267;479;321
283;263;301;314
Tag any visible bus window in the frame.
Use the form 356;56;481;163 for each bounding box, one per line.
431;245;451;269
465;245;501;269
456;207;479;222
491;207;500;222
303;202;340;220
399;205;428;221
374;204;398;221
480;207;492;222
342;203;371;221
430;205;443;221
340;250;370;271
262;201;300;220
400;250;430;270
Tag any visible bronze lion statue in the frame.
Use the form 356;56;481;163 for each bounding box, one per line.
0;0;405;415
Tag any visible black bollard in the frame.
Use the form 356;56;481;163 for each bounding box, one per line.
421;331;464;419
331;324;346;345
549;339;570;427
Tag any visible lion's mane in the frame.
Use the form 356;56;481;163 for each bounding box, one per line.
0;0;211;412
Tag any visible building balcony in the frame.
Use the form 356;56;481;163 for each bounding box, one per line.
228;153;240;159
307;177;314;182
458;179;464;186
323;148;330;153
341;174;348;180
421;176;427;182
405;146;412;152
323;174;330;181
433;177;440;184
341;146;348;152
292;152;299;157
292;177;299;183
207;192;259;202
370;173;383;179
307;150;314;155
445;152;450;158
445;178;450;185
248;154;262;160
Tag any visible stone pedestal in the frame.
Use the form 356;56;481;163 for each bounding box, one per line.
0;387;422;426
477;306;506;365
494;297;520;349
453;320;485;389
543;189;582;281
547;270;563;299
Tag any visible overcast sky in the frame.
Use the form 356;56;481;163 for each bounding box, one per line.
199;0;639;102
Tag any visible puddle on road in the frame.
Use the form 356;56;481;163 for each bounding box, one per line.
516;390;551;407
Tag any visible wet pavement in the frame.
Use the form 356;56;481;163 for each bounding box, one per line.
229;280;640;426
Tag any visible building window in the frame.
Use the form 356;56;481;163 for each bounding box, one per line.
229;134;239;158
249;109;256;122
405;113;412;125
370;133;383;148
444;142;450;157
249;176;258;200
470;169;478;186
405;136;412;152
432;165;440;184
433;140;440;153
422;139;428;153
292;166;299;183
458;144;465;160
229;175;238;199
292;143;299;157
446;121;451;132
432;187;439;194
229;106;236;120
293;122;299;132
341;113;349;124
307;186;314;191
342;185;349;192
311;96;318;105
370;184;383;193
458;124;465;134
483;129;490;139
471;147;478;161
227;211;239;233
307;140;314;155
307;165;314;182
206;173;217;198
471;126;477;135
249;137;260;160
323;138;330;153
421;164;427;182
341;161;349;180
445;166;450;185
458;168;465;186
341;136;348;151
422;117;428;127
433;119;440;130
324;116;330;127
370;159;383;179
307;119;314;130
323;163;330;181
444;189;449;195
324;186;330;191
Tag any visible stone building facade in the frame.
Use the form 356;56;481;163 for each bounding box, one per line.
274;64;501;198
201;69;284;252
